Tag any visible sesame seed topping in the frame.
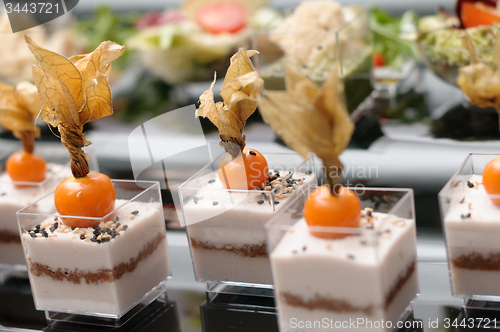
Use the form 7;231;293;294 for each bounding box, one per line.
467;181;474;188
459;197;465;204
249;150;257;156
131;210;139;215
122;225;128;231
212;201;218;206
461;213;471;219
257;200;264;204
80;235;85;240
208;179;216;184
130;214;136;220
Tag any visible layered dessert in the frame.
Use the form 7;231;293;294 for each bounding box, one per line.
0;163;70;266
20;199;170;316
270;208;418;331
183;168;315;284
442;174;500;296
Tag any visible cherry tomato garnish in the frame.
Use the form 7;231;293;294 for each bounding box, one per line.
6;151;46;183
54;173;116;228
304;185;361;239
218;148;269;190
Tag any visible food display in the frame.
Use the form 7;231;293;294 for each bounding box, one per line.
16;37;170;320
254;0;372;112
128;0;274;84
0;82;72;267
260;65;418;330
179;48;316;285
418;0;500;84
440;154;500;298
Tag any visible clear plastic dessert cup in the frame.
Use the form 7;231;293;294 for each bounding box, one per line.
266;186;419;332
0;148;97;273
16;180;171;328
251;7;372;113
439;153;500;307
178;152;316;287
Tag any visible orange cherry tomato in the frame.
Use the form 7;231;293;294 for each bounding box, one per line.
54;173;116;228
483;157;500;206
461;2;500;28
304;185;361;239
218;148;269;190
6;151;46;183
195;2;247;34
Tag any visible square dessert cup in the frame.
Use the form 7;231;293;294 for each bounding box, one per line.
266;186;419;332
439;153;500;308
251;7;372;113
178;152;316;289
0;148;97;275
16;180;171;328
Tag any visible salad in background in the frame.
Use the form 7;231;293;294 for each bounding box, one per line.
418;0;500;84
127;0;278;84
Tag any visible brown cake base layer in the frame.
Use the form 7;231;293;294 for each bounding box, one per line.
281;258;416;315
452;252;500;271
0;229;21;243
190;238;268;258
28;233;166;285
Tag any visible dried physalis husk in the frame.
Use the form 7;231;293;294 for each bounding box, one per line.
0;81;41;153
259;64;354;191
26;35;124;177
457;33;500;128
196;48;263;157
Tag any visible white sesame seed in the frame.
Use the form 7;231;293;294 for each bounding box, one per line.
48;233;56;237
130;214;136;220
77;191;81;198
35;233;42;237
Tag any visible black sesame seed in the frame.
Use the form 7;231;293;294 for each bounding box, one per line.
49;226;55;233
93;230;101;236
71;226;76;231
208;179;215;184
0;193;5;196
92;224;100;230
318;45;322;50
80;235;85;240
102;237;110;242
461;213;472;219
97;240;102;244
122;225;128;231
249;150;256;156
212;201;218;206
53;222;59;229
53;217;58;221
29;232;36;238
257;200;264;204
193;197;198;204
102;228;110;234
114;217;120;222
91;238;97;242
41;229;48;238
459;197;465;204
115;223;121;228
302;246;307;252
131;210;139;215
256;186;264;191
274;201;280;205
467;181;474;188
35;224;41;230
302;64;308;69
367;211;373;217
